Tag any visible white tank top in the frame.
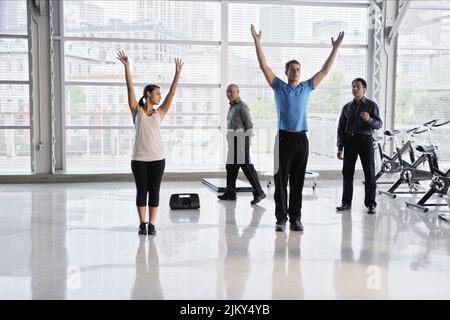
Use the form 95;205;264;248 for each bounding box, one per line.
131;107;165;161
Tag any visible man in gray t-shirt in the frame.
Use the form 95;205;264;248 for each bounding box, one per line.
218;84;266;205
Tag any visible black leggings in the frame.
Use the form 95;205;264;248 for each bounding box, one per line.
131;159;166;207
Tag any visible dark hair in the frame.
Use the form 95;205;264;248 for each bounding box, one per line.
352;78;367;88
285;59;301;74
138;84;160;107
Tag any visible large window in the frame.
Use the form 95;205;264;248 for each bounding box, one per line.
58;0;368;173
396;1;450;165
228;2;368;170
61;0;221;172
0;0;31;173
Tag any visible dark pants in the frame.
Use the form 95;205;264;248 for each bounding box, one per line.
342;134;377;207
274;130;309;224
226;136;264;197
131;159;166;207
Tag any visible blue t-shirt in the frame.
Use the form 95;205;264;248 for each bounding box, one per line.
270;76;315;131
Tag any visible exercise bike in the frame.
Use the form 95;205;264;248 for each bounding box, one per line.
372;126;421;184
378;145;434;198
405;120;450;213
405;155;450;212
370;119;440;185
378;119;450;198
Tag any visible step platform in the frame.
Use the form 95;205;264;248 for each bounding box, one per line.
201;178;253;193
263;171;319;190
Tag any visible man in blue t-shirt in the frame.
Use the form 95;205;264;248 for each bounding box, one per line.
251;24;344;232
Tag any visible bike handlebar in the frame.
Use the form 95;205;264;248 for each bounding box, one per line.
413;127;428;135
387;119;447;136
432;119;450;127
423;119;437;127
406;127;420;133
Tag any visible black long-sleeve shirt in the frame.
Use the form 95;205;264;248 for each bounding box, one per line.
336;97;383;150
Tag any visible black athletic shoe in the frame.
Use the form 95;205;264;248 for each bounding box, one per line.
147;223;156;235
289;221;304;231
367;206;376;214
138;222;147;235
336;204;351;211
218;192;237;200
251;192;266;205
275;222;286;232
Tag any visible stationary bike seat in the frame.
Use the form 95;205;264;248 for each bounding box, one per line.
416;145;436;153
384;130;401;136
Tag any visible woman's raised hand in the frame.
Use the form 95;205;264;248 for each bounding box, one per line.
175;57;184;74
251;24;261;42
117;50;129;67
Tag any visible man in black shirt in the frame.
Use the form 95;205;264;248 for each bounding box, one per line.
336;78;382;214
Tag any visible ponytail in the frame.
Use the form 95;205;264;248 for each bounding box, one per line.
138;95;145;107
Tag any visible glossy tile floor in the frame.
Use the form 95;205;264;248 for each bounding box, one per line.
1;179;450;300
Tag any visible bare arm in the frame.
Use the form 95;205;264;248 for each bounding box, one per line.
117;51;138;111
158;58;184;119
251;24;275;86
312;31;344;89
